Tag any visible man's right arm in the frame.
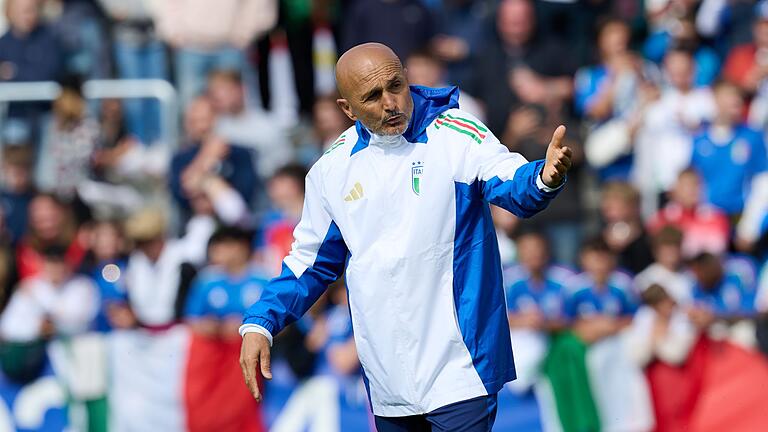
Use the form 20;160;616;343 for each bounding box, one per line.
239;167;348;400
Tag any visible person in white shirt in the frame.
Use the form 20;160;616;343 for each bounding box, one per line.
632;47;716;216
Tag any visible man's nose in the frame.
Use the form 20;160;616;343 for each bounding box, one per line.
382;92;398;112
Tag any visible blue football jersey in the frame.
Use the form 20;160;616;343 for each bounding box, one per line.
565;273;637;319
185;266;269;319
691;125;767;215
691;273;755;317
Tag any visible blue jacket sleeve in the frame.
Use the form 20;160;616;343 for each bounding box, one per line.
242;167;348;336
457;109;564;217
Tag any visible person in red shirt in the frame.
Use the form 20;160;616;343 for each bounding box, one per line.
722;2;768;96
15;194;86;280
647;168;730;258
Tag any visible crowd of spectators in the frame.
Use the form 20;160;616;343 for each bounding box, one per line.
2;0;768;430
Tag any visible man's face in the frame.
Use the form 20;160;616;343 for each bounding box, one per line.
654;243;682;269
714;84;744;124
664;51;694;91
517;235;548;274
208;77;243;115
755;20;768;49
337;59;413;136
208;240;250;269
497;0;534;47
581;250;615;282
268;175;304;215
406;56;442;88
599;22;630;58
1;163;31;192
184;98;216;141
43;259;70;286
29;196;64;242
7;0;39;35
672;172;701;208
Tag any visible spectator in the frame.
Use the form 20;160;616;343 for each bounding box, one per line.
341;0;434;62
648;168;731;257
697;0;757;57
633;47;716;215
207;69;294;179
259;164;307;275
0;145;35;244
575;18;654;123
600;182;654;275
722;2;768;97
0;0;64;128
634;226;693;303
1;245;98;342
36;84;100;198
506;232;570;330
565;237;654;432
627;283;697;367
183;225;267;431
47;0;110;80
185;226;266;340
83;220;130;332
300;95;353;164
690;80;768;218
467;0;576;136
689;252;757;347
566;237;635;344
577;18;661;182
16;193;87;280
170;96;257;218
121;208;211;328
644;16;721;87
152;0;277;109
98;0;168;145
429;0;492;86
505;231;570;393
404;49;485;121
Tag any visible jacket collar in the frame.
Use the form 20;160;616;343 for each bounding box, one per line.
350;85;460;156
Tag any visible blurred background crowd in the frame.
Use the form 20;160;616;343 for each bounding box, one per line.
1;0;768;431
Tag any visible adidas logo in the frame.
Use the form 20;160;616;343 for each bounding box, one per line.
344;182;364;201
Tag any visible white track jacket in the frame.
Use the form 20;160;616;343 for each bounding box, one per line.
241;86;563;416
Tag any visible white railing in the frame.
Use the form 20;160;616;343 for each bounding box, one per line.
0;79;179;148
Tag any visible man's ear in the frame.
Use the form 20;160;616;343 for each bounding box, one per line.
336;98;357;122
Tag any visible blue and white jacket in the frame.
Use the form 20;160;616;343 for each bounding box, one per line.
241;86;563;416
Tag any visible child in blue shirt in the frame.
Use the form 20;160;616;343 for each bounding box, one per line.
566;237;636;344
185;226;269;340
690;81;768;216
505;231;572;331
689;252;756;322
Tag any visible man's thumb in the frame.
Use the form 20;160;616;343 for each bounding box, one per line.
260;349;272;380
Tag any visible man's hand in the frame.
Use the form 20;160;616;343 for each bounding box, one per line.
541;125;572;188
239;332;272;401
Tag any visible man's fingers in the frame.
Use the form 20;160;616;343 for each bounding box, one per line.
260;348;272;380
240;355;261;401
549;125;567;149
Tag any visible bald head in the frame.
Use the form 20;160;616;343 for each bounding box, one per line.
335;43;413;136
336;43;402;98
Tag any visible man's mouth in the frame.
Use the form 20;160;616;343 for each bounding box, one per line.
384;115;404;126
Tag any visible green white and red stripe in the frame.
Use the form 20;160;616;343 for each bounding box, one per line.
325;134;347;154
434;113;488;144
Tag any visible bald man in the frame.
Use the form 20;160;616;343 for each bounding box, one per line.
240;43;571;431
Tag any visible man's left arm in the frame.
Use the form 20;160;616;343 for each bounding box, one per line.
465;119;572;218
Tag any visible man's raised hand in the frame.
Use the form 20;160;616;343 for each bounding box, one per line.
239;332;272;401
541;125;572;188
